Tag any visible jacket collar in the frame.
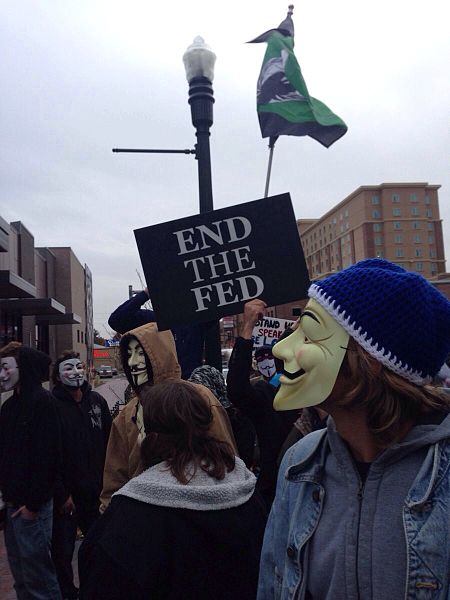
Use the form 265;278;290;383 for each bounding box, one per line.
285;428;328;483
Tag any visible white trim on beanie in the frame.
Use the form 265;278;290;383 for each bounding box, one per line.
308;283;431;386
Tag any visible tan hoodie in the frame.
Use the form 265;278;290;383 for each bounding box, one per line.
100;323;236;510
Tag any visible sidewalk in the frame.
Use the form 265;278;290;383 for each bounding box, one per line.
0;532;80;599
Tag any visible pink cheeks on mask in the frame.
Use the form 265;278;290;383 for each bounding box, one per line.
59;358;86;388
0;356;20;391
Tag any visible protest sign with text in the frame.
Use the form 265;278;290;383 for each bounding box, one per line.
134;193;310;329
252;316;296;347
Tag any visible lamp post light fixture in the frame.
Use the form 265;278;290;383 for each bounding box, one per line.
183;36;222;371
183;36;216;215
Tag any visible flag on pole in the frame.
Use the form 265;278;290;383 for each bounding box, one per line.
249;6;347;148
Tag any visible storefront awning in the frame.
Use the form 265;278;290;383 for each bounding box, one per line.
0;271;36;298
36;312;82;325
0;297;65;316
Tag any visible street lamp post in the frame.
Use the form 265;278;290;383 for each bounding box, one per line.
113;37;223;372
183;37;222;371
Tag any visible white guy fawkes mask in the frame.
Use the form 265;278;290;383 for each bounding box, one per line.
128;339;148;387
256;357;276;378
0;356;20;392
59;358;86;388
272;299;349;411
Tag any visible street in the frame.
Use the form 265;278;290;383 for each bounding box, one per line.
95;375;129;412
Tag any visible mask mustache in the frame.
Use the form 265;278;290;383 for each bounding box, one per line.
282;368;305;380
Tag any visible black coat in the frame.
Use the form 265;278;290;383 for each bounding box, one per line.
52;382;112;507
226;337;299;506
0;347;62;511
79;492;267;600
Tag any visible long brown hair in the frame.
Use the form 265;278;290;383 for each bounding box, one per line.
335;338;450;446
140;381;235;484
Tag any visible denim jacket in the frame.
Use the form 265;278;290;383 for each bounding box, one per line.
257;428;450;600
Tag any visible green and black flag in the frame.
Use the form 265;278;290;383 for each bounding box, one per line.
249;6;347;148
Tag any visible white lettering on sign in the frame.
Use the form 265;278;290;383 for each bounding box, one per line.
252;317;296;347
192;276;264;312
173;217;252;256
175;217;263;312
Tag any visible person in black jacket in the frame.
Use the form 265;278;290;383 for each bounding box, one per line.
108;288;205;379
51;351;112;600
78;380;267;600
227;299;300;507
0;341;62;600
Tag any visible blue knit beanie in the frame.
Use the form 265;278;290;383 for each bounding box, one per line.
308;258;450;385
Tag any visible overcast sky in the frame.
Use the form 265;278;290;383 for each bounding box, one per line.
1;0;449;337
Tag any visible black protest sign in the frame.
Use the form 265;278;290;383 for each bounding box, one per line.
134;193;310;329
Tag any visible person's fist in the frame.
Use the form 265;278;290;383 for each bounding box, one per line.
241;299;267;339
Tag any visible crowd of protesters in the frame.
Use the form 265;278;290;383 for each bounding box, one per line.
0;258;449;599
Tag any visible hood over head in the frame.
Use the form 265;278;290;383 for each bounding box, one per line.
120;323;181;391
18;346;51;392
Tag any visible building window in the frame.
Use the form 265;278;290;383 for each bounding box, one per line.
393;221;401;230
373;224;382;232
427;222;434;231
81;331;84;344
429;249;436;258
415;248;422;257
77;330;80;343
414;234;421;243
410;192;417;202
392;208;401;217
374;236;383;245
371;195;380;205
372;210;381;219
411;207;419;216
428;235;434;244
431;262;438;274
394;234;403;243
426;209;432;218
425;195;430;205
344;209;349;217
412;221;421;229
395;248;404;257
415;262;423;272
376;251;384;258
392;194;400;203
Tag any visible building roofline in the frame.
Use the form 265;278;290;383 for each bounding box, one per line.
298;182;440;235
47;247;85;271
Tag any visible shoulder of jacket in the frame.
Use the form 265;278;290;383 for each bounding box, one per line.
283;428;328;470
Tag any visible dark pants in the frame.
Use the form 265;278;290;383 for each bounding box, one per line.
52;501;100;599
4;499;62;600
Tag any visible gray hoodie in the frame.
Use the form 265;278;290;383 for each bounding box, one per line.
306;412;450;600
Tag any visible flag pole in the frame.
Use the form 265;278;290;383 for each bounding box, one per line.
264;136;278;197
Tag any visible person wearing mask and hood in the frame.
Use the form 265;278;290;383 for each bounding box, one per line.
100;322;236;511
51;351;112;600
258;258;450;600
0;342;62;600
